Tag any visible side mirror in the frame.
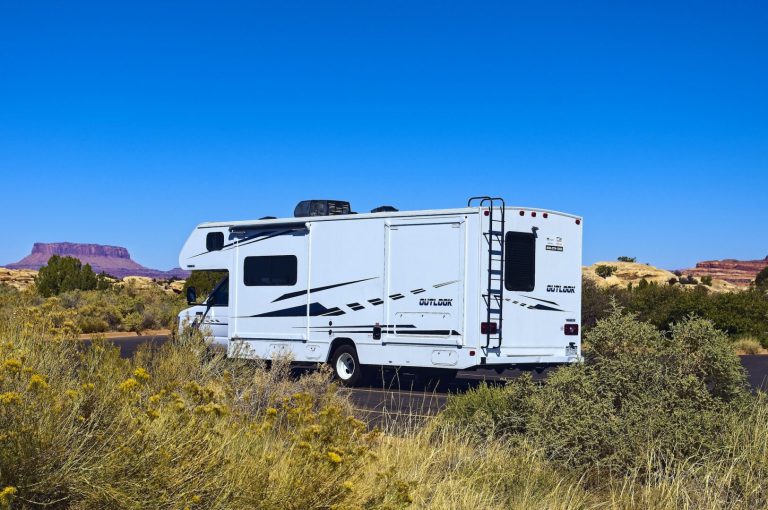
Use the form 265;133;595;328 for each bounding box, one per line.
186;286;197;305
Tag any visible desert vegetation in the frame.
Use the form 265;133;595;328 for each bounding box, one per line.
0;280;183;336
583;278;768;348
0;305;766;508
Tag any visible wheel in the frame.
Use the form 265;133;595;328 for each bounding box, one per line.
330;344;364;386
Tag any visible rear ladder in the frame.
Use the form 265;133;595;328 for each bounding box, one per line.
467;196;506;348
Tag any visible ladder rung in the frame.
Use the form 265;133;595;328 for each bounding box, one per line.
488;289;502;295
489;308;501;314
490;250;502;256
489;269;502;275
489;230;503;235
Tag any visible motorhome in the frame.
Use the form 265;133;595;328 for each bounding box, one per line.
177;197;582;385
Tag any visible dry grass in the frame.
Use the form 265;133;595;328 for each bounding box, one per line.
734;337;765;355
1;312;767;509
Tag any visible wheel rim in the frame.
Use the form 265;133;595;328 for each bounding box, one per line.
335;352;356;380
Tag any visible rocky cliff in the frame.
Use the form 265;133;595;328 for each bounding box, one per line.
682;256;768;286
583;261;739;293
4;243;189;280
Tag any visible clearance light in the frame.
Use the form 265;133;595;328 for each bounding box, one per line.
484;210;490;216
481;322;498;334
469;350;476;356
575;219;581;225
543;212;548;219
531;211;537;217
564;324;579;336
519;210;525;216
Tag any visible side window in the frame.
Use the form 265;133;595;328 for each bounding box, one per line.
207;277;229;306
206;232;225;251
504;232;536;292
244;255;297;286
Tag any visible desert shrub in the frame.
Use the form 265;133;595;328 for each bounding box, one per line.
583;277;768;344
35;255;111;297
443;308;749;475
0;319;401;509
617;256;636;263
701;275;713;286
756;266;768;289
734;337;762;355
594;265;617;278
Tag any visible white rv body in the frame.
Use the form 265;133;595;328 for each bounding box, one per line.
178;201;582;372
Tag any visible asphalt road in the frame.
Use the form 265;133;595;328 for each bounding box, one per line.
104;335;768;425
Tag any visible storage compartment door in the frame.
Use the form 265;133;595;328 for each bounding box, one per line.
386;221;464;345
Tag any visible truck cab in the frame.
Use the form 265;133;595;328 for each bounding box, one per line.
178;275;229;350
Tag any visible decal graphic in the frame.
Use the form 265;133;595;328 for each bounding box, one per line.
545;236;564;252
546;285;576;294
419;298;453;307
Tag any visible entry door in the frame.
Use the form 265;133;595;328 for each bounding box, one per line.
385;221;465;345
232;229;309;342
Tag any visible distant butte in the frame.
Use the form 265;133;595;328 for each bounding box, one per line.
681;255;768;286
3;242;189;280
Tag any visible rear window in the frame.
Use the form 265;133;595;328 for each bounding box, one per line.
244;255;297;286
505;232;536;291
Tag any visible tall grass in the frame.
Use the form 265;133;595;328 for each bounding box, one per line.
1;309;767;509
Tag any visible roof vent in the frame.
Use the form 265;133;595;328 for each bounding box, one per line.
294;200;351;217
371;205;398;213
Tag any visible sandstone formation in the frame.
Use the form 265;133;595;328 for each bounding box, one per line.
4;243;189;280
682;256;768;286
0;268;38;291
583;261;739;293
0;269;185;294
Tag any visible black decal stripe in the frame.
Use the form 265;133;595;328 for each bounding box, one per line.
433;280;460;288
320;307;346;316
368;298;384;306
246;302;332;318
389;293;405;300
522;296;560;306
272;277;378;303
411;288;426;294
394;330;461;336
528;304;564;312
191;230;298;258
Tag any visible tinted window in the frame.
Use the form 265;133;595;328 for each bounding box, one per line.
207;277;229;306
244;256;297;286
505;232;536;291
206;232;225;251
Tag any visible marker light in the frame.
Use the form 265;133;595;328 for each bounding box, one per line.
519;210;525;216
564;324;579;335
481;322;498;334
531;211;537;217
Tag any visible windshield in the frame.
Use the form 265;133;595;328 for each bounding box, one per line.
206;276;229;307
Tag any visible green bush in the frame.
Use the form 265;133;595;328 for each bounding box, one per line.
35;255;111;297
701;275;713;286
617;256;636;263
443;308;749;475
583;276;768;344
594;265;617;278
756;266;768;289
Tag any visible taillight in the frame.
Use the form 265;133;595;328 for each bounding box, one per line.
564;324;579;335
481;322;498;334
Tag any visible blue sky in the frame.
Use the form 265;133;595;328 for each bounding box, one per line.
1;1;766;271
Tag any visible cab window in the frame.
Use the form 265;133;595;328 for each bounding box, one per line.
207;277;229;306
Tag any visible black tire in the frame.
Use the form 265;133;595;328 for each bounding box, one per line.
330;344;364;386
